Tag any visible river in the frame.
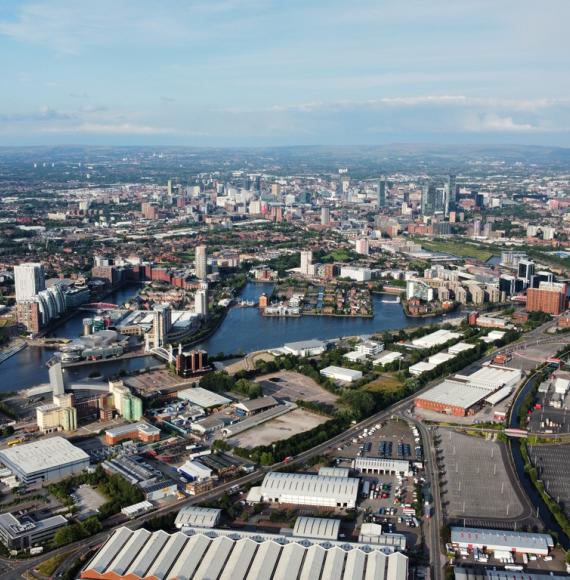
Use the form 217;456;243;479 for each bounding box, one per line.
1;285;152;393
3;281;456;392
509;372;570;547
197;282;456;355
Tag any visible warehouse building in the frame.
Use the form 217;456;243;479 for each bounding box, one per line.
0;437;90;484
282;339;326;357
410;329;462;349
233;396;278;416
177;387;231;409
80;527;409;580
292;516;340;540
318;466;350;478
249;471;360;509
352;458;412;476
416;365;522;417
455;567;567;580
320;365;363;383
104;422;161;445
451;527;553;556
174;506;222;530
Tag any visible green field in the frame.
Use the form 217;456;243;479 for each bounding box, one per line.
363;373;403;394
421;239;494;261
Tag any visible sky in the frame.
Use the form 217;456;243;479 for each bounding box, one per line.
0;0;569;147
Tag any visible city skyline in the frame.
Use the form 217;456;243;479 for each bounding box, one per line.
0;0;569;146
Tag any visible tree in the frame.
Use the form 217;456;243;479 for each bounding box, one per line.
259;452;274;466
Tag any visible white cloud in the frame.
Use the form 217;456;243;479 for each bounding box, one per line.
41;122;177;135
466;114;536;133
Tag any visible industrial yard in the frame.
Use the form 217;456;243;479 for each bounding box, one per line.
255;370;339;406
227;407;328;448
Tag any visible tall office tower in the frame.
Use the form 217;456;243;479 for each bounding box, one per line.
253;175;261;192
152;303;172;348
321;206;331;226
167;179;173;197
271;183;282;198
49;362;66;396
377;177;386;208
194;285;208;318
341;175;350;196
14;263;45;301
445;174;456;215
473;219;482;237
420;184;436;216
195;245;207;280
300;250;313;277
518;259;535;281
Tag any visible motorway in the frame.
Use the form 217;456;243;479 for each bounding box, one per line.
5;320;566;579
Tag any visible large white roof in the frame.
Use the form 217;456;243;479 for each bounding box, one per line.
417;380;491;410
175;506;222;529
261;472;359;503
0;437;89;476
177;387;231;408
451;527;553;552
82;527;409;580
293;517;341;540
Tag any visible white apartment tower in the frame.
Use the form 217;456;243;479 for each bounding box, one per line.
195;285;208;318
14;263;45;302
300;250;313;277
195;245;207;280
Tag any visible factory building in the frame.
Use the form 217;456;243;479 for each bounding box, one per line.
174;507;222;530
416;365;522;417
248;472;360;509
104;422;161;445
0;437;89;485
352;458;412;476
293;516;341;540
451;527;553;556
320;365;363;383
80;527;409;580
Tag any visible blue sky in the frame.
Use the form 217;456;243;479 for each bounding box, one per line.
0;0;569;146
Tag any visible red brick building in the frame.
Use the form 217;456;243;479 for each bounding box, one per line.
526;282;567;315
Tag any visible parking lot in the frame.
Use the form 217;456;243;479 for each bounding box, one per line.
528;443;570;519
255;370;338;407
327;419;423;543
437;428;524;521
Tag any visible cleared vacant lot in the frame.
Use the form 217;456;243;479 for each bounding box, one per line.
228;408;328;448
528;444;570;518
438;429;524;521
256;370;338;406
363;373;403;395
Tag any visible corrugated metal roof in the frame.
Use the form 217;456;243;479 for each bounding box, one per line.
261;472;359;503
318;467;350;478
193;535;234;580
81;527;409;580
344;549;366;580
175;506;222;529
245;540;281;580
451;527;553;551
219;538;258;580
273;542;306;580
293;516;341;540
364;550;388;580
321;546;346;580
